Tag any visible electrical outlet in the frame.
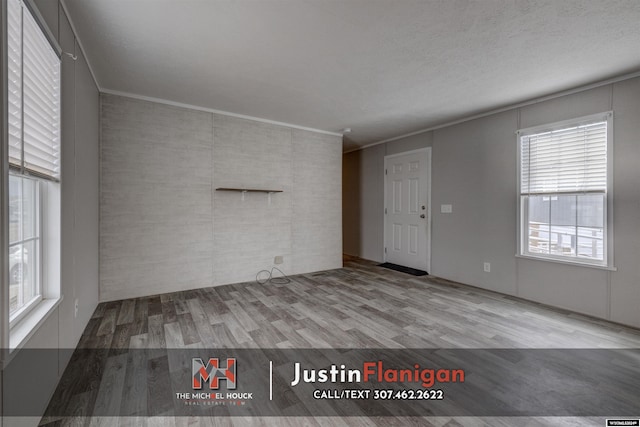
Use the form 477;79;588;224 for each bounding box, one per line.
441;204;453;213
74;298;79;318
274;256;283;265
483;262;491;273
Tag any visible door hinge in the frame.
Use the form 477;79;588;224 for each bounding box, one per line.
385;169;387;175
384;247;387;253
385;208;387;214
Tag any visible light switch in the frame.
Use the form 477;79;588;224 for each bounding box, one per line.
441;204;453;213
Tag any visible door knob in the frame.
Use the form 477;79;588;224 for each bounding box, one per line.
420;214;426;218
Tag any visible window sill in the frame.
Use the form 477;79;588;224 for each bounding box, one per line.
515;254;617;271
8;296;63;354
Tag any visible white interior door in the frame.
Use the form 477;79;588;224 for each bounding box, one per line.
384;148;430;271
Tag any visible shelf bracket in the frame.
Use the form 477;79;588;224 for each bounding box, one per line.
215;188;283;203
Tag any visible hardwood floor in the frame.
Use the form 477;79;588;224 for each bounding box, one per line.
40;258;640;426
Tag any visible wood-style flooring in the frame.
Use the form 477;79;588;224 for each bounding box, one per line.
40;257;640;426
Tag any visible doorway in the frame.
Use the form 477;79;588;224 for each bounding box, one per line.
383;148;431;272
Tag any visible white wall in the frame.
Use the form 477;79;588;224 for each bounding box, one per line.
1;1;101;425
100;94;343;301
430;110;518;295
343;77;640;329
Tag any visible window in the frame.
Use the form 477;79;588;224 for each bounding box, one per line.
6;0;60;327
518;113;612;267
9;175;40;321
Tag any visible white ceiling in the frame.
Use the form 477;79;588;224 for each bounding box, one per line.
62;0;640;151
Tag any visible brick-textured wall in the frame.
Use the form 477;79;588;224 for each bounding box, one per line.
100;94;342;301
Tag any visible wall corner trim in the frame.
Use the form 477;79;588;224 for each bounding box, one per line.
100;90;344;138
345;70;640;154
59;0;101;91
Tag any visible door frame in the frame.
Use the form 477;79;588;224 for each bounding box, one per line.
383;147;432;272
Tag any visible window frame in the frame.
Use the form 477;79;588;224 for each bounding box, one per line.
8;172;43;326
2;0;62;353
516;112;615;270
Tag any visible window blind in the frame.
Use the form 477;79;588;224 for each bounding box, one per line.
7;0;22;169
521;121;607;195
7;0;61;181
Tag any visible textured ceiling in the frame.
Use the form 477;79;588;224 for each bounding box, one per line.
62;0;640;151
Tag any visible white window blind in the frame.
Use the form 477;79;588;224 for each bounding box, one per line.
7;0;22;168
7;0;61;181
521;121;607;195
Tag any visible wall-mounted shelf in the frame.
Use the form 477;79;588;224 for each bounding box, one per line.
216;188;283;193
216;188;283;203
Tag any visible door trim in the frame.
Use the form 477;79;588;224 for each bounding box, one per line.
383;147;432;272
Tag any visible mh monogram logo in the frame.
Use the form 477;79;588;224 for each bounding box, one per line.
192;358;237;390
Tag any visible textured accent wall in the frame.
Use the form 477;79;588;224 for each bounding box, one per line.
100;94;342;301
291;129;343;274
